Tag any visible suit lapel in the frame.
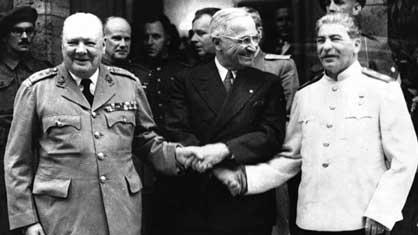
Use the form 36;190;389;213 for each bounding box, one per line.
213;68;265;131
92;65;115;111
190;61;227;115
57;64;90;109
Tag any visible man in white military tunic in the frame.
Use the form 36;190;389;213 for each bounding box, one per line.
4;13;199;235
222;13;418;235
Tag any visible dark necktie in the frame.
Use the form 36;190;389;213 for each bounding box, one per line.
80;79;94;105
224;70;234;92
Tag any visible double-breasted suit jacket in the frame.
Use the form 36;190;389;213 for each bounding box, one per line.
4;64;178;235
158;60;287;232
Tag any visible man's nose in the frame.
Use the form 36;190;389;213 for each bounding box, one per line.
21;31;28;39
120;38;127;47
75;42;87;54
327;1;338;13
321;38;333;51
246;42;258;53
190;33;198;43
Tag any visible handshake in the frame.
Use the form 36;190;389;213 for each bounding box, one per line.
175;143;247;196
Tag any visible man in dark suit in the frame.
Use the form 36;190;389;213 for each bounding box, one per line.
153;7;286;235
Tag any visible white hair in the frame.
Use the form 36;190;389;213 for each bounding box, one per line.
209;7;253;38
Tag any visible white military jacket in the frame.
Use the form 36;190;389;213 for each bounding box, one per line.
246;61;418;231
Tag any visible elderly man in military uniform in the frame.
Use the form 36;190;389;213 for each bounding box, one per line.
224;13;418;235
4;12;199;235
316;0;398;79
0;6;51;235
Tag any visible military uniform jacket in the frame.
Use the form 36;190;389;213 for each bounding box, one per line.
163;60;287;231
0;55;50;148
246;61;418;231
252;50;299;113
4;63;178;235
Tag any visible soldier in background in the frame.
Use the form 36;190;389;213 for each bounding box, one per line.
136;13;187;133
189;7;221;64
0;6;51;235
245;7;299;114
102;16;150;81
136;13;188;235
274;3;293;56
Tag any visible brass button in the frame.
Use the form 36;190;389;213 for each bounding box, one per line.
326;124;333;128
323;143;330;147
97;152;105;160
99;176;106;183
322;163;329;168
158;103;163;107
122;116;127;122
332;86;338;92
156;67;161;71
91;111;97;118
157;90;161;95
157;78;161;82
329;106;336;110
94;132;101;139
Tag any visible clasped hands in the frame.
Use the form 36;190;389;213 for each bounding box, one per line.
176;143;247;196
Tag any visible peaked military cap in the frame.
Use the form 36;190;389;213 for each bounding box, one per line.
0;6;37;38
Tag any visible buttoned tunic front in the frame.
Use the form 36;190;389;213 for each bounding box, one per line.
246;61;418;231
4;64;178;235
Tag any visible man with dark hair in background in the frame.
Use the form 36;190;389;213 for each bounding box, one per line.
136;13;187;133
0;6;51;235
274;3;293;56
136;13;188;235
189;7;221;64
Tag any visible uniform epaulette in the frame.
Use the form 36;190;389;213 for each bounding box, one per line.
26;67;58;85
361;67;393;83
107;66;139;82
264;53;291;60
298;72;323;91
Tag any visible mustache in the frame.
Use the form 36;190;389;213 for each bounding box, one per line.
19;39;30;45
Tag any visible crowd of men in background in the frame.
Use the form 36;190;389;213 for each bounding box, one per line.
0;0;417;235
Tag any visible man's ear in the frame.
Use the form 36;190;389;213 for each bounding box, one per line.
353;37;361;53
212;37;221;50
352;2;363;16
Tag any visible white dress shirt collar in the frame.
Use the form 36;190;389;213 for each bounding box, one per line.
69;69;99;94
214;57;236;82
